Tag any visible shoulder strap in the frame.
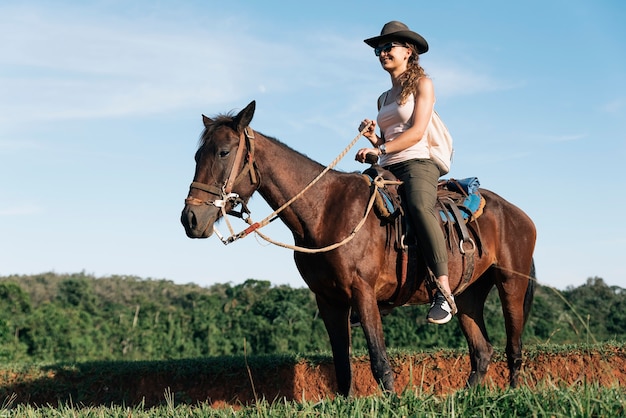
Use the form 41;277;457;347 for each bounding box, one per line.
376;91;389;142
377;90;389;111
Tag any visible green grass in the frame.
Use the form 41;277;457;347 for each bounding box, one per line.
1;383;625;417
1;343;625;417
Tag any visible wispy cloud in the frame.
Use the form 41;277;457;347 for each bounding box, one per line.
463;150;532;165
429;66;524;98
539;133;587;143
0;3;515;130
0;5;297;125
0;204;43;216
0;139;44;152
601;98;625;114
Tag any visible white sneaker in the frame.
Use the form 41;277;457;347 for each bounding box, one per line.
427;292;454;324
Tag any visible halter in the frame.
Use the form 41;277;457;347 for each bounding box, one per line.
185;126;259;221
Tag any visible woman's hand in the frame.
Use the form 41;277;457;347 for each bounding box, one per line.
358;119;377;144
355;147;379;164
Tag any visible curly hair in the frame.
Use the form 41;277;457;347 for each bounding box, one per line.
396;43;427;105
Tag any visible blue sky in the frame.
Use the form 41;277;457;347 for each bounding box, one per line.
1;0;624;290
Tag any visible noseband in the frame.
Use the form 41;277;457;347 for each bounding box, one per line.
185;126;259;219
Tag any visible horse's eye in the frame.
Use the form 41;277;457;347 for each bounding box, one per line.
218;150;230;158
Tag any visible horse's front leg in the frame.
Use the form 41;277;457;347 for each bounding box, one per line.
352;280;395;392
315;294;353;396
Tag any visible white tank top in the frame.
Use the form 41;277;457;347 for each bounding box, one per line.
377;92;430;167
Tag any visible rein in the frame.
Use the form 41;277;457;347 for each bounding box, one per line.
254;174;399;253
189;122;380;252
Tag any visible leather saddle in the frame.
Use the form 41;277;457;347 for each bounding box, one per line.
361;164;485;308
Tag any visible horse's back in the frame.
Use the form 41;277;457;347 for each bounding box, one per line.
479;188;536;242
476;188;536;272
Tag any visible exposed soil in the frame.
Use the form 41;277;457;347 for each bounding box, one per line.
1;345;624;408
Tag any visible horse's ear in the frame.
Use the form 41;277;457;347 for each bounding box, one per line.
233;100;256;132
202;114;213;127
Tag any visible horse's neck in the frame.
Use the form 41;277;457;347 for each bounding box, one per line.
254;135;334;240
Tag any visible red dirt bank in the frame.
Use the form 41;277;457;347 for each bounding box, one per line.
1;345;624;408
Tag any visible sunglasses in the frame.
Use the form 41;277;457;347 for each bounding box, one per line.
374;42;406;56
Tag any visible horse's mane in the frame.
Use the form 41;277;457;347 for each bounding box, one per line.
199;113;324;170
198;113;235;147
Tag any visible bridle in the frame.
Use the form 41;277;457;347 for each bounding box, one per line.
184;120;381;250
184;126;259;222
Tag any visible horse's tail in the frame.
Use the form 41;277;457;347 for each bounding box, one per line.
522;258;537;325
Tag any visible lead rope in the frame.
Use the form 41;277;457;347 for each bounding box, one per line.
253;175;399;253
220;122;373;246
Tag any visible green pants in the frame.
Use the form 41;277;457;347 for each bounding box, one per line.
385;158;449;277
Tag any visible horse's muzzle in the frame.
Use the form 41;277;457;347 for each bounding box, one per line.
180;204;217;238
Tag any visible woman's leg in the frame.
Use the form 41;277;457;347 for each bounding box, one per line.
392;159;454;323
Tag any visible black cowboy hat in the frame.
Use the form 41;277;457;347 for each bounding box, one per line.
364;21;429;54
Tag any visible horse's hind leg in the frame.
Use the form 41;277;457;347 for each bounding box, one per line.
456;273;495;387
315;294;353;396
495;263;534;388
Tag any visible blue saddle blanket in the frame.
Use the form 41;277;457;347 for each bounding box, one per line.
438;177;482;223
445;177;480;195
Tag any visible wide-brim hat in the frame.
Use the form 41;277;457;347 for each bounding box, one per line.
364;21;429;54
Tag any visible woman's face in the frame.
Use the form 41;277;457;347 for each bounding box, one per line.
376;41;411;73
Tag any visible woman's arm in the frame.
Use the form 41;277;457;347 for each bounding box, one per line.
378;77;434;154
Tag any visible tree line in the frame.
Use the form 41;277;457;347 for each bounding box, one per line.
0;272;624;363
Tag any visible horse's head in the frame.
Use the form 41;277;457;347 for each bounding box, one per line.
181;101;259;238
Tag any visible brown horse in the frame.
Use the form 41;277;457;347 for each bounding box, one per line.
181;101;537;396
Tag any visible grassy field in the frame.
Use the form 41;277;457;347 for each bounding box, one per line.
1;384;624;417
0;343;624;417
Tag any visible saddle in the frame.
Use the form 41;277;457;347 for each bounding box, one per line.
361;165;485;308
362;166;404;220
